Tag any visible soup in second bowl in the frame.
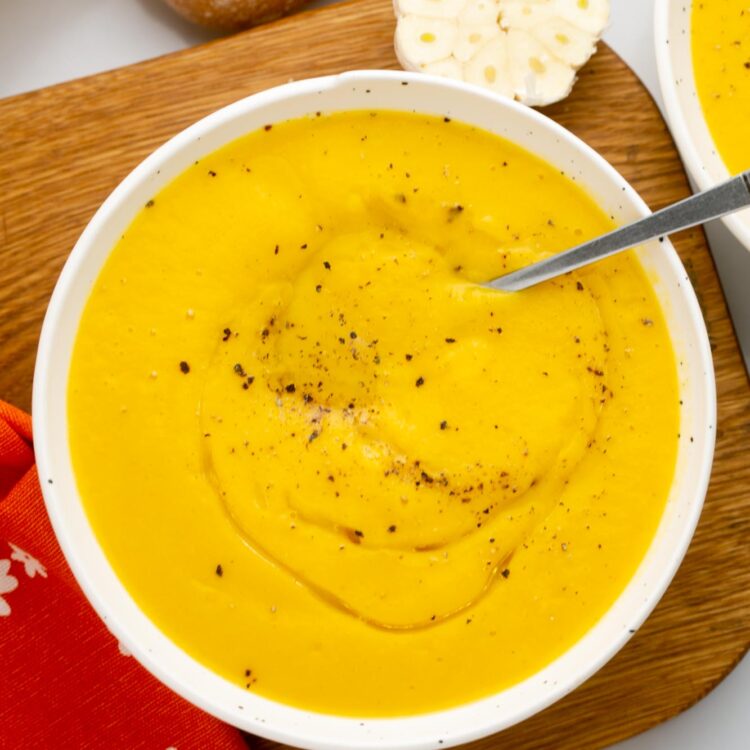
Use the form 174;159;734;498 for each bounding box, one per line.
692;0;750;174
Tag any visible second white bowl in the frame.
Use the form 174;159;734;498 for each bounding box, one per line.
655;0;750;252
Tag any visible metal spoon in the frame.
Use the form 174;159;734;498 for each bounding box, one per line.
487;169;750;292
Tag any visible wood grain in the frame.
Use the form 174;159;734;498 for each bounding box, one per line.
1;1;748;748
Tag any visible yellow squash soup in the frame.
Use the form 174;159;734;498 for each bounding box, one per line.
68;111;678;716
692;0;750;173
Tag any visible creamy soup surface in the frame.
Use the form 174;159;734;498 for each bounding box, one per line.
692;0;750;173
69;110;678;716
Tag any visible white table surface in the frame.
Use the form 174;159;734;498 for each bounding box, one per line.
1;1;747;747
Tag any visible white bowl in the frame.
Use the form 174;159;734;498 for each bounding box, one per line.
655;0;750;251
33;70;715;750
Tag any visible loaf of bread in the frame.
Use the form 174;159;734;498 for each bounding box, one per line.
163;0;313;31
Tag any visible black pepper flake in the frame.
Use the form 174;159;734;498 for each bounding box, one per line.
354;529;364;538
234;363;247;377
445;337;456;343
349;331;357;339
745;62;750;69
222;327;232;341
501;568;510;579
440;420;448;430
285;384;296;394
215;564;223;577
274;245;279;255
323;261;331;269
145;199;155;208
405;353;413;361
179;361;190;374
208;170;217;177
443;116;451;123
395;193;407;204
641;317;654;326
301;243;308;249
264;124;273;131
388;525;397;533
415;376;425;387
447;204;464;222
576;281;584;291
315;284;323;293
244;668;252;677
308;430;320;442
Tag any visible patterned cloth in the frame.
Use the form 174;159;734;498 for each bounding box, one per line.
0;400;248;749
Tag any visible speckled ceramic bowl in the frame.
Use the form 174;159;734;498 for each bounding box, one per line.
33;71;715;750
655;0;750;252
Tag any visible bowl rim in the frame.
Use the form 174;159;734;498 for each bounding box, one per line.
32;69;716;750
654;0;750;251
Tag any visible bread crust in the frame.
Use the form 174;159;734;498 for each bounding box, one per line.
163;0;313;30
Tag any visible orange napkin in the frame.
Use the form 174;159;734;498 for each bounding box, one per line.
0;400;248;749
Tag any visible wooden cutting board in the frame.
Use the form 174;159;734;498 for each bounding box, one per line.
1;1;748;748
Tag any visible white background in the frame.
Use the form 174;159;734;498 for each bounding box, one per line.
1;1;747;748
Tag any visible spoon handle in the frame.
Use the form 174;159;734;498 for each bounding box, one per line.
487;170;750;292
